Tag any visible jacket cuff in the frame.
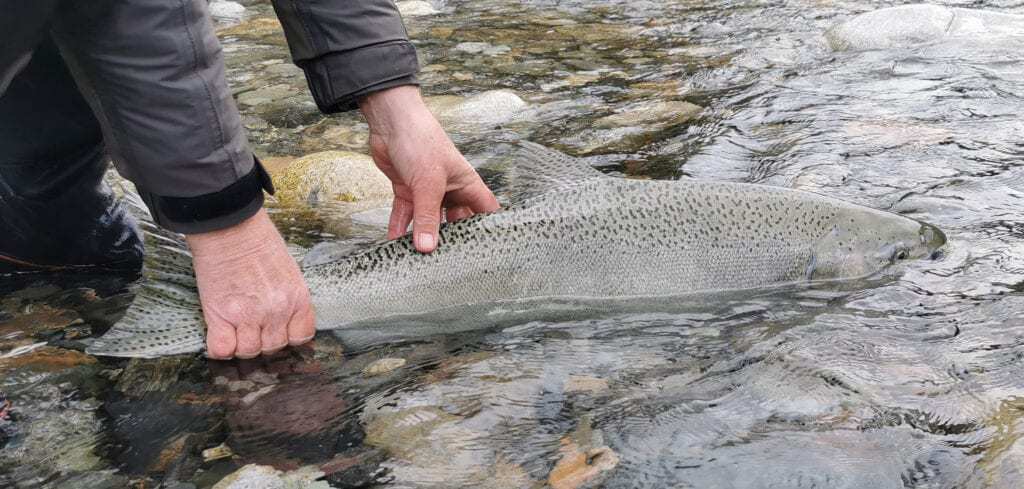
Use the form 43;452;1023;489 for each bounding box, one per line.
301;40;420;113
139;157;276;234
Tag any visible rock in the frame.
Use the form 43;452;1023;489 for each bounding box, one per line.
0;346;95;374
548;419;619;489
548;443;619;489
208;1;246;25
426;90;528;128
212;464;329;489
564;375;609;394
363;357;407;377
269;151;392;208
454;42;512;56
826;5;1024;52
320;449;388;487
397;1;439;17
595;100;702;129
236;84;297;107
217;17;287;46
203;443;234;462
363;407;461;460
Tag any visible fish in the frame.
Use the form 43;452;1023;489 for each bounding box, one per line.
85;142;945;358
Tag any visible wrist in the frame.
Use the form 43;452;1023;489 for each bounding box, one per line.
184;208;280;259
359;85;432;139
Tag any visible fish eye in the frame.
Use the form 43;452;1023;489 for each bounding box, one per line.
895;249;909;260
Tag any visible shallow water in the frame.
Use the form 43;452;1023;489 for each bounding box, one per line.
3;0;1024;487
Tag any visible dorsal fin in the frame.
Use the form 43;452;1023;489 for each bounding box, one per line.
506;141;609;203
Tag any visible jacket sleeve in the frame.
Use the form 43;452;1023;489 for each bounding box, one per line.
270;0;420;113
49;0;273;234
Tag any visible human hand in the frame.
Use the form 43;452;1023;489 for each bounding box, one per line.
185;208;315;359
359;85;500;252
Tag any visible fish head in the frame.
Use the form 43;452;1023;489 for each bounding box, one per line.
808;207;946;280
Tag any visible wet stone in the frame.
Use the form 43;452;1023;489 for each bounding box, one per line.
270;151;391;208
236;84;297;107
454;42;512;56
397;1;439;17
363;357;407;377
212;464;329;489
217;17;287;46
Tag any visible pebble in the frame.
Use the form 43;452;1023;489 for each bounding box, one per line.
212;464;330;489
454;42;512;56
236;84;296;107
363;357;407;377
564;375;610;394
397;1;439;17
202;443;235;462
208;1;246;24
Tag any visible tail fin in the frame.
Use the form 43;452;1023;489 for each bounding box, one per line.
85;174;205;358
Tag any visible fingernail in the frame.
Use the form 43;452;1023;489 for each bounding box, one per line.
417;233;435;251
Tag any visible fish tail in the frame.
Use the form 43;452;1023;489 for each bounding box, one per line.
85;174;206;358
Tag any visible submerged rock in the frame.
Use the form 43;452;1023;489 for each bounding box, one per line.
594;100;702;129
212;464;329;489
548;419;619;489
826;4;1024;51
362;357;407;377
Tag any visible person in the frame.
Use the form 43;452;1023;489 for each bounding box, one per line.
0;1;500;360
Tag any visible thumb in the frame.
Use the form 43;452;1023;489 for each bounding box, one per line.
411;177;444;253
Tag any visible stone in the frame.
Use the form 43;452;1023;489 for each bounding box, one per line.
212;464;329;489
217;17;286;45
564;375;609;394
269;151;392;208
426;90;528;128
0;346;95;374
826;5;1024;52
548;419;619;489
363;407;461;460
397;1;439;17
209;1;246;25
595;100;702;129
363;357;407;377
454;42;512;56
236;84;297;107
548;443;619;489
203;443;235;462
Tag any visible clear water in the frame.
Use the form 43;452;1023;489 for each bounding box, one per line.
3;0;1024;487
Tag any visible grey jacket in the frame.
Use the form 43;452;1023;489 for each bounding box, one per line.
0;0;419;233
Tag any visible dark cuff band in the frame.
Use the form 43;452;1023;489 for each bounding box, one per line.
141;157;275;234
301;40;420;113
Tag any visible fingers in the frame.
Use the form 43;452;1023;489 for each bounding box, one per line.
411;179;445;253
234;324;262;359
287;301;316;346
445;205;474;222
388;196;415;240
205;315;237;360
449;179;501;214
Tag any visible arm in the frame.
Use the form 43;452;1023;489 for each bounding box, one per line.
271;1;499;251
51;0;313;359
